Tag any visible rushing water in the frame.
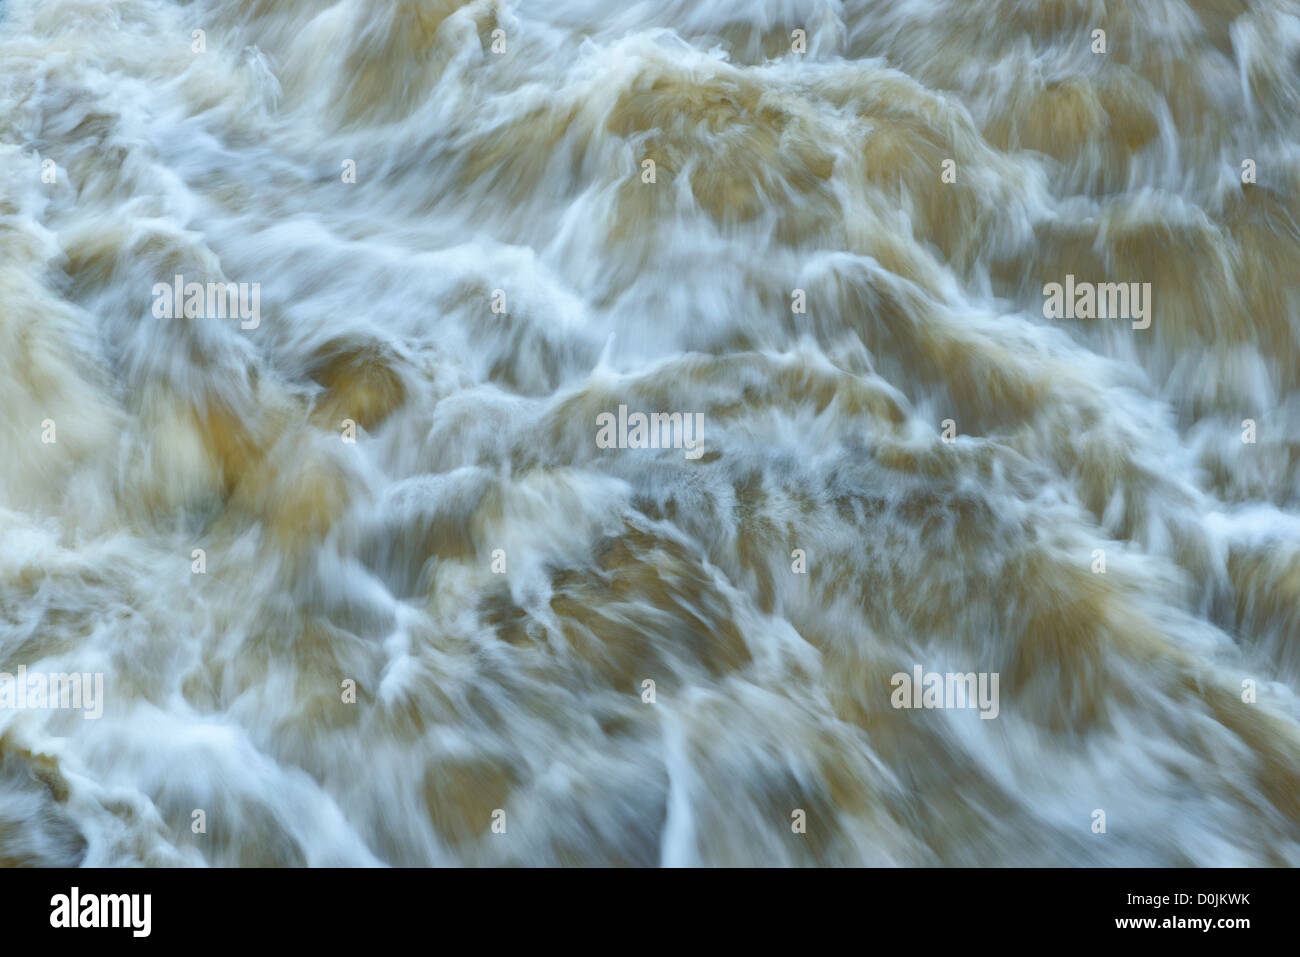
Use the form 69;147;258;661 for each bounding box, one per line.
1;0;1299;866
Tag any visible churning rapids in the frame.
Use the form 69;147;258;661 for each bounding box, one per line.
2;0;1300;867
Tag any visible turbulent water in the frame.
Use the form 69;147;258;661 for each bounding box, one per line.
2;0;1300;867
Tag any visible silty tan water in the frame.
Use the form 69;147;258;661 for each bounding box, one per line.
1;0;1299;865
